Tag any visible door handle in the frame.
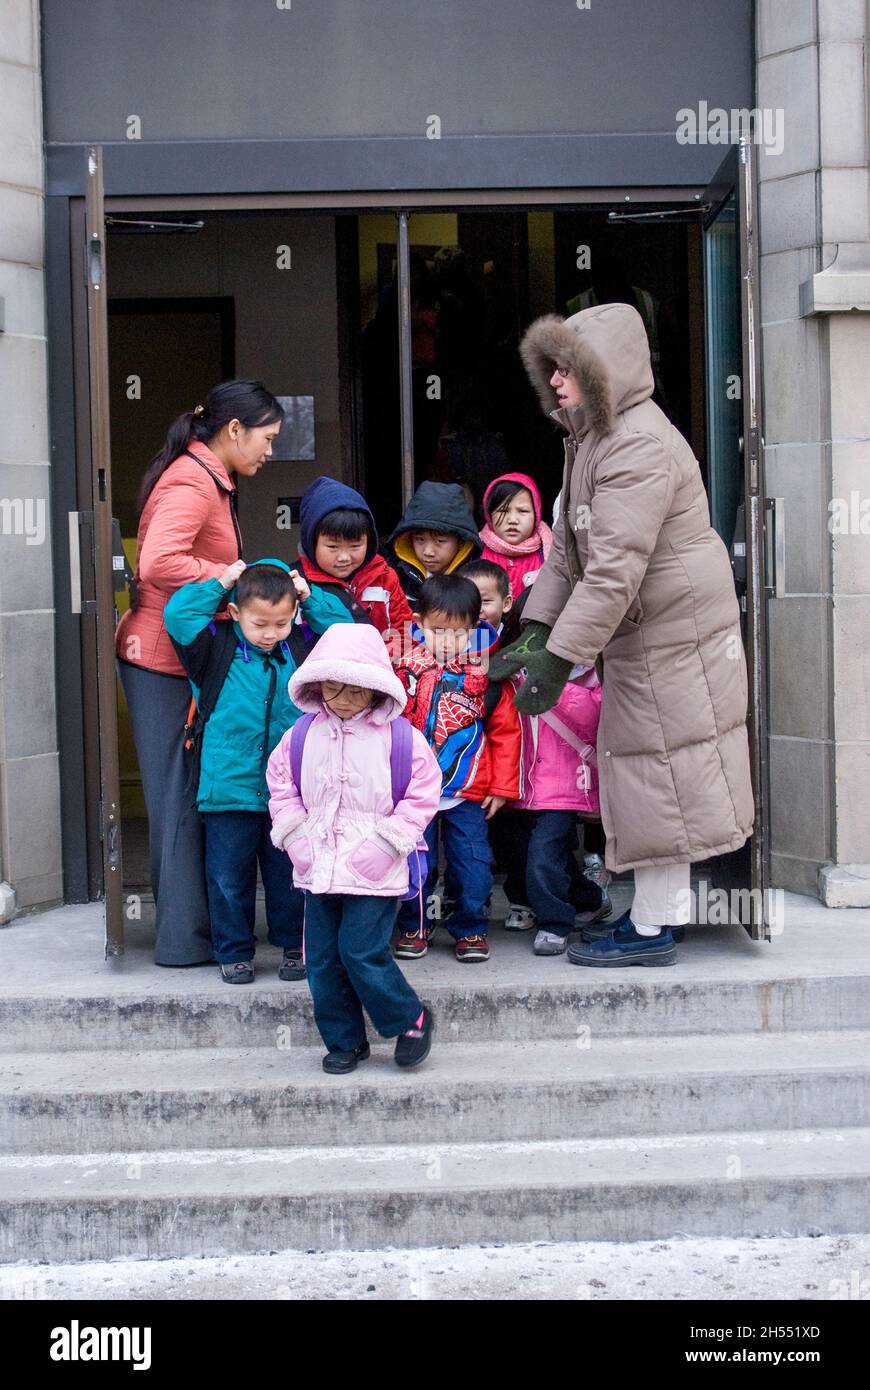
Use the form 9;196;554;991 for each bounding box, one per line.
68;510;97;615
68;511;83;614
763;496;785;598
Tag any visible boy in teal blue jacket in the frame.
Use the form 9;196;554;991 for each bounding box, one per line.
164;557;353;984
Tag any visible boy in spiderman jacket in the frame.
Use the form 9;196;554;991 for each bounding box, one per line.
391;573;521;963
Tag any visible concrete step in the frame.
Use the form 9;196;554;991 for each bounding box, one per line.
4;968;870;1053
3;1126;868;1262
3;1031;869;1154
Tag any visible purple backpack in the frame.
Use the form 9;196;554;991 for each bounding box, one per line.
289;713;429;902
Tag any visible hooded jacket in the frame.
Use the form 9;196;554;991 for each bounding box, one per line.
392;622;521;803
297;476;412;637
116;440;242;677
479;471;553;601
519;303;754;872
511;671;601;815
164;559;353;812
387;481;481;609
266;624;441;897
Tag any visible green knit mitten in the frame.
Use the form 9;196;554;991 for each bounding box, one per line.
513;648;574;715
487;620;553;682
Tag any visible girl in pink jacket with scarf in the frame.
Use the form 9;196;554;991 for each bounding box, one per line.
479;472;553;601
267;624;441;1074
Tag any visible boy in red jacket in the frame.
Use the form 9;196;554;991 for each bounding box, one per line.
296;476;412;637
392;573;521;963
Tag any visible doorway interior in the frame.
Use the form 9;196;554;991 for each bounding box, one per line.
97;198;738;898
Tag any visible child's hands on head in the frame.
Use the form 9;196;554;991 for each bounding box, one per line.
289;569;311;603
219;559;247;590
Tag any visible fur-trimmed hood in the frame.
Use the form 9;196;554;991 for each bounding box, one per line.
287;622;406;722
519;302;655;436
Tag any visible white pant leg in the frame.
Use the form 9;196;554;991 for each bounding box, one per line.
631;863;692;929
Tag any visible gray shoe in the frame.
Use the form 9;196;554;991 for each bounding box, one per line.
220;961;254;984
533;929;568;955
278;949;306;982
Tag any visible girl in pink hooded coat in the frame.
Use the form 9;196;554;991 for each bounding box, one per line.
267;623;441;1074
506;659;613;955
479;472;553;601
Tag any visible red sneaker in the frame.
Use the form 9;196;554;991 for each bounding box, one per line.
394;924;433;959
455;934;490;963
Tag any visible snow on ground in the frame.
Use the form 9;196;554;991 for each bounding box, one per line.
3;1235;869;1301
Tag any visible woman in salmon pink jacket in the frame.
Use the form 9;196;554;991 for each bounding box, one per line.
116;380;284;966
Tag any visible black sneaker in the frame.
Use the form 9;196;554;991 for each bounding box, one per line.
278;949;306;981
322;1041;371;1075
394;1006;434;1069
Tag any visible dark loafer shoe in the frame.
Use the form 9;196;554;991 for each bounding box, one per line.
568;916;677;967
322;1041;371;1075
580;909;685;945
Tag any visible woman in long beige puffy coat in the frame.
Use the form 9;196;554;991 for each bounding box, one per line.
492;302;754;966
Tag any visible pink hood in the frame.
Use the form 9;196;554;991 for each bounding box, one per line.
288;621;407;723
269;622;442;897
479;472;553;601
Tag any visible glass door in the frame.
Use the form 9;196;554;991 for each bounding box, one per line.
702;139;772;939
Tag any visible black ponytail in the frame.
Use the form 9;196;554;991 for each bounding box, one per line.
137;379;285;512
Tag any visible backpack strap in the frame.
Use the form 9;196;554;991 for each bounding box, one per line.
539;708;597;767
289;712;317;801
482;680;502;723
388;715;414;806
286;622;313;669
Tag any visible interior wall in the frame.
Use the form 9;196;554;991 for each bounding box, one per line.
107;213;341;561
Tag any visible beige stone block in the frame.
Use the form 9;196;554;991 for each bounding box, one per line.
761;247;818;324
0;62;42;191
0;0;38;67
832;743;870;864
768;597;831;739
757;0;816;57
819;42;867;166
832;597;870;742
820;168;870;244
757;45;818;179
828;441;870;594
763;442;831;594
819;0;866;42
828;315;870;439
758;172;818;254
0;332;48;461
769;736;832;862
0;184;42;266
0;260;44;336
761;316;823;444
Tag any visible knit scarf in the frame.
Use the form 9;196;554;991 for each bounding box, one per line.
478;520;553;560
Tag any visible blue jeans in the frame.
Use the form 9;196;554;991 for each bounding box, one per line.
202;810;303;964
398;798;493;939
515;810;603;937
304;893;423;1051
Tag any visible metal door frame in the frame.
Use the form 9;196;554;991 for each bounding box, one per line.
61;167;775;930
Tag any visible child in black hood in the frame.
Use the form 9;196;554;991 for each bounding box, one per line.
387;481;482;610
